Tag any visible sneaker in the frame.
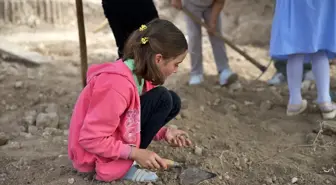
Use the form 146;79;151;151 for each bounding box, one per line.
219;69;238;86
319;102;336;120
189;74;204;85
122;165;158;182
267;73;285;85
286;99;308;116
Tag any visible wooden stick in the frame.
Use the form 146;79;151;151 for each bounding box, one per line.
182;8;267;72
75;0;88;88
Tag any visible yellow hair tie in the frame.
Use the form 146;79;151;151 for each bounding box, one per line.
139;25;147;31
141;37;149;44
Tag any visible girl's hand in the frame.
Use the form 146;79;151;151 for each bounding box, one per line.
130;148;168;170
165;127;192;147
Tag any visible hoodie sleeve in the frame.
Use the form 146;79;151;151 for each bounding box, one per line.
78;85;132;160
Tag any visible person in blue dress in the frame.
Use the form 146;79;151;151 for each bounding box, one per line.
270;0;336;119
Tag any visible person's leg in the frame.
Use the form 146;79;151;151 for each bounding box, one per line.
183;0;204;85
286;54;307;115
139;86;181;149
311;51;336;119
102;5;127;58
102;1;159;58
268;60;287;85
122;86;181;182
203;7;237;85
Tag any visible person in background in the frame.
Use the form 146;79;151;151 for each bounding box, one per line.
270;0;336;118
102;0;159;58
68;19;192;183
171;0;238;86
268;59;313;85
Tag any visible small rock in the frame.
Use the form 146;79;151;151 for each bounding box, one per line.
265;177;273;184
52;136;67;145
306;133;316;144
180;110;190;119
200;106;205;112
14;81;23;89
44;127;63;136
68;177;75;184
194;146;203;156
195;125;201;129
224;173;230;180
147;183;153;185
45;103;59;113
0;75;5;82
244;101;254;105
229;104;238;110
3;141;21;149
255;87;265;92
36;112;59;128
213;98;221;106
228;81;242;92
63;130;69;136
0;132;9;146
260;100;273;111
272;175;277;182
23;110;37;125
181;99;189;110
28;126;38;135
175;114;182;120
291;177;298;184
168;124;178;129
19;132;32;138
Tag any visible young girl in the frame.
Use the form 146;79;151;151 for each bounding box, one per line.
171;0;237;85
68;19;192;183
270;0;336;118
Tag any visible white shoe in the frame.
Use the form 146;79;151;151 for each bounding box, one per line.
219;69;238;86
267;73;285;85
189;74;204;85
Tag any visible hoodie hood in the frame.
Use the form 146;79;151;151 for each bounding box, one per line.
86;59;133;84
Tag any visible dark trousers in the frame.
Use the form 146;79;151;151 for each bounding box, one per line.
102;0;159;58
273;59;312;77
139;86;181;149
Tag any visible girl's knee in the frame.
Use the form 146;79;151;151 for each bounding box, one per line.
168;90;181;112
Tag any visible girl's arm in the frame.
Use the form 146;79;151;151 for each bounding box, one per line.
78;81;132;160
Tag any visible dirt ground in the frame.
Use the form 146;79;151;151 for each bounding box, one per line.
1;1;336;185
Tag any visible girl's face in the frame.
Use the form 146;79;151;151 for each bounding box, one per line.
155;50;188;79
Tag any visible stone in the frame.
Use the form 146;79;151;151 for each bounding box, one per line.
23;110;37;125
36;112;59;128
67;178;75;184
0;132;9;146
28;126;38;135
194;146;203;156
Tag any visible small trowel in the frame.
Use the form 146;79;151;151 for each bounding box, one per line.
164;159;217;185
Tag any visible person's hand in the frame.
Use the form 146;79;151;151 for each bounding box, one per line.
165;127;192;147
171;0;182;9
130;148;168;170
207;21;217;36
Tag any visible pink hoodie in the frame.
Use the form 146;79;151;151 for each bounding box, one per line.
68;59;168;182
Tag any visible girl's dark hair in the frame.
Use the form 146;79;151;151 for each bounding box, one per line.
123;18;188;85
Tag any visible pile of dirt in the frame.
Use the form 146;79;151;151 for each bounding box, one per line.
1;0;336;185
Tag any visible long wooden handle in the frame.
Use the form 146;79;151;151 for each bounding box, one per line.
182;8;267;72
75;0;88;88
